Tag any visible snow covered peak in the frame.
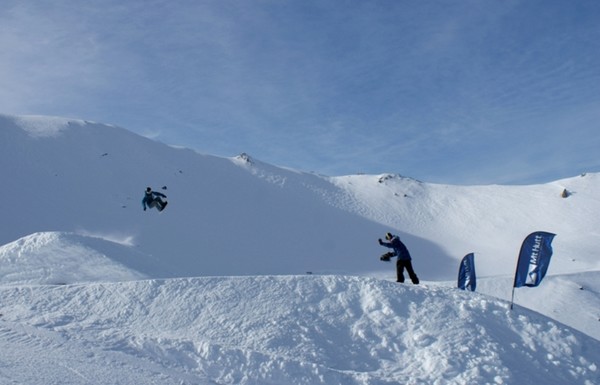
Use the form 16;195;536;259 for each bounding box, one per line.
3;114;85;138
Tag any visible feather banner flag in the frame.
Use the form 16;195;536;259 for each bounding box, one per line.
457;253;476;291
510;231;556;309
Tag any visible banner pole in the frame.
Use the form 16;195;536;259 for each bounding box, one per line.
510;233;529;311
510;286;515;310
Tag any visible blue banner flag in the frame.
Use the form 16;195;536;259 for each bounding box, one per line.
513;231;556;288
458;253;476;291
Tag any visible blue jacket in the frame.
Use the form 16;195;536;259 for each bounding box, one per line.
142;191;166;209
380;235;412;261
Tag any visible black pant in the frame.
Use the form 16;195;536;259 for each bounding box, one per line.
149;199;165;210
397;259;419;284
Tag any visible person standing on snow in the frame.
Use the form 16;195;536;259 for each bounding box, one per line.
378;232;419;284
142;187;168;211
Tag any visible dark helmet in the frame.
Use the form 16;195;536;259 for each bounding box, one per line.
146;187;152;193
385;232;393;240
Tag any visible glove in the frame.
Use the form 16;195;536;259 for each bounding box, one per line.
378;238;383;245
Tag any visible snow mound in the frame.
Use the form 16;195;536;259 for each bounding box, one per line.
0;275;598;384
0;232;172;285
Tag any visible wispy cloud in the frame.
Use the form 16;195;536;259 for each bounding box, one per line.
1;0;599;184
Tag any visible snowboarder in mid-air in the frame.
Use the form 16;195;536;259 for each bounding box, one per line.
378;232;419;284
142;187;168;212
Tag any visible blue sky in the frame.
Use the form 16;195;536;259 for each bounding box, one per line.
2;0;599;184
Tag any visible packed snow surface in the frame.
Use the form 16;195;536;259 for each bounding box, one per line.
1;114;599;384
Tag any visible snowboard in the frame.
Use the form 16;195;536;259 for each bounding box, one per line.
159;201;168;211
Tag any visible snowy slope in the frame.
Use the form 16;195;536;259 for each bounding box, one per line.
4;113;598;280
1;114;599;384
1;114;400;278
474;272;600;342
0;276;598;385
329;172;600;277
